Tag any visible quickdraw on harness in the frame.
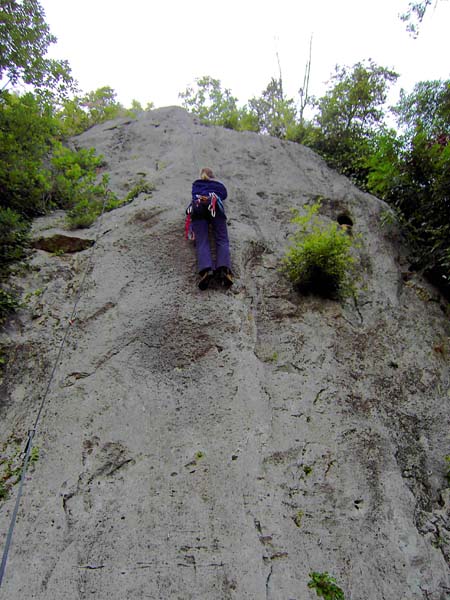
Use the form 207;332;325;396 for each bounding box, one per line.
184;192;224;240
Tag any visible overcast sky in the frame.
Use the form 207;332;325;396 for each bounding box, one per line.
40;0;450;110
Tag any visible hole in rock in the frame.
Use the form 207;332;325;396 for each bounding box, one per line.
32;234;95;254
337;214;353;229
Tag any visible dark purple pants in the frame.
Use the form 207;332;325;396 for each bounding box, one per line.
192;214;231;273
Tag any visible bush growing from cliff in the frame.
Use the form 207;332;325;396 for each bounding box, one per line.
0;208;30;272
0;208;30;323
65;175;155;230
308;571;345;599
282;202;356;299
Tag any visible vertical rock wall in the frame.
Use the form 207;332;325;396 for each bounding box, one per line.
0;107;449;599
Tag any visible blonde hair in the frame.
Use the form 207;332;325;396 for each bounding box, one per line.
200;167;214;180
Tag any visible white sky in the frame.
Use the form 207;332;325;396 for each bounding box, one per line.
40;0;450;111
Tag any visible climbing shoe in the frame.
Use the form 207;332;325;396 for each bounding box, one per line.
217;266;234;288
198;269;214;290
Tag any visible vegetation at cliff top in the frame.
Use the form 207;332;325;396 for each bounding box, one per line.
0;1;155;324
180;68;450;300
1;0;449;326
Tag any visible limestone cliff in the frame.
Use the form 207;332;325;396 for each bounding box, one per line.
0;107;449;599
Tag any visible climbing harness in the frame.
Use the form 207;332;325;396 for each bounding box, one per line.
0;189;111;590
184;192;224;240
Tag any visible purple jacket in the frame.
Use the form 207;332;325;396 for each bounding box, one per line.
191;179;228;202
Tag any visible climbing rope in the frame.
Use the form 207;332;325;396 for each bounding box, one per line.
0;189;111;590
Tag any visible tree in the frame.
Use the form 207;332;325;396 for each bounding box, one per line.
400;0;433;37
81;86;126;125
309;60;398;184
394;80;450;140
315;61;398;139
0;0;73;96
365;79;450;297
0;91;57;215
179;76;241;129
248;77;297;138
56;86;129;135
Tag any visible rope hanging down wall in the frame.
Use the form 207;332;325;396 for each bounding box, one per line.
0;191;110;591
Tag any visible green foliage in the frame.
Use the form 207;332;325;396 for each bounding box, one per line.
365;129;404;199
55;97;90;136
308;572;345;600
56;86;129;136
0;206;29;323
394;80;450;139
50;143;104;208
282;202;357;299
81;86;126;126
366;81;450;296
126;99;154;116
0;1;150;324
0;436;30;500
309;60;398;186
124;178;156;202
50;144;118;229
0;0;73;97
0;481;7;500
179;75;300;137
314;61;398;136
65;197;102;229
30;445;39;464
293;510;304;528
235;106;260;132
0;287;20;325
66;175;155;230
65;174;116;229
180;76;242;129
400;0;433;37
0;207;30;273
0;92;57;216
248;77;297;138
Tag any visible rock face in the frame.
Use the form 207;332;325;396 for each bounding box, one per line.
0;107;449;599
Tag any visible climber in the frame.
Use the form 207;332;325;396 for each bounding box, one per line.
186;167;233;290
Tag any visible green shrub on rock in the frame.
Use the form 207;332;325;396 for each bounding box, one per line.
308;571;345;600
282;201;357;299
0;208;30;273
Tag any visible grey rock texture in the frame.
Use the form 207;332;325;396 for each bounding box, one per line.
0;107;449;599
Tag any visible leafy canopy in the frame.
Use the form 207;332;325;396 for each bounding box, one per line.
0;0;73;97
179;76;242;129
365;79;450;293
314;61;398;138
248;77;297;138
394;80;450;140
400;0;433;37
307;60;398;184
